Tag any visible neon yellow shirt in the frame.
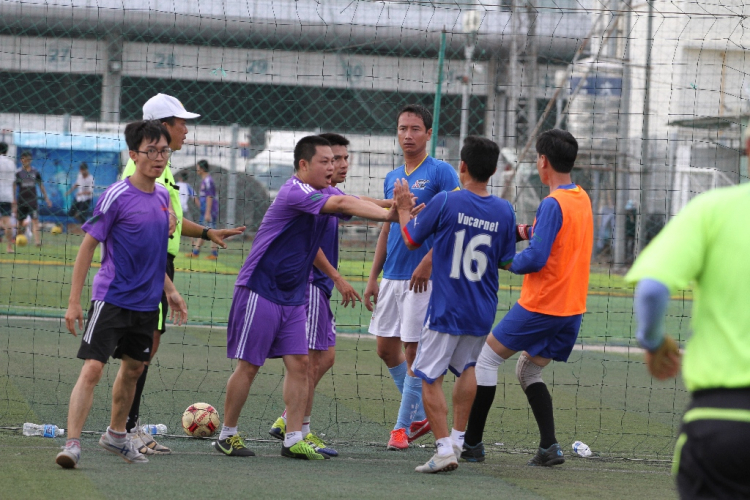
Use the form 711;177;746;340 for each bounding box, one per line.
625;183;750;391
121;159;182;257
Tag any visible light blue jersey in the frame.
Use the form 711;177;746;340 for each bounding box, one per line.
383;156;460;280
403;190;516;335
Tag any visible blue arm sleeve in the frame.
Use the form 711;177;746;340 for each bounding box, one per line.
509;198;563;274
633;278;670;352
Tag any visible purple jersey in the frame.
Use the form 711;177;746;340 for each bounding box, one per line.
311;186;351;297
236;177;334;306
199;174;219;220
82;178;170;311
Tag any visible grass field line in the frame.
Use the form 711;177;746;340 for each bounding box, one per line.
0;315;642;353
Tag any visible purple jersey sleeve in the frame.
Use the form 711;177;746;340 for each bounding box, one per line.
82;182;122;242
287;178;331;215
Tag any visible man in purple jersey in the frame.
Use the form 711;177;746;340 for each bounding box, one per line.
214;135;403;460
55;121;188;469
268;133;395;456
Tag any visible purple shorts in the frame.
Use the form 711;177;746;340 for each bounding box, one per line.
306;283;336;351
227;286;308;366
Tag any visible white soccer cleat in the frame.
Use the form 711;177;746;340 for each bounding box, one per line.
415;452;459;473
55;444;81;469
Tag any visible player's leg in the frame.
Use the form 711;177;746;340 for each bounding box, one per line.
447;334;486;464
98;311;159;464
127;257;173;455
397;282;432;443
57;301;120;468
520;312;582;466
31;211;41;247
216;287;274;457
463;323;518;461
516;353;564;466
413;329;458;473
371;279;408;393
214;359;259;457
1;212;13;252
109;355;146;432
267;299;327;460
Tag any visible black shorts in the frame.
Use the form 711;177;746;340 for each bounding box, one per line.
68;199;92;223
17;202;38;221
675;388;750;500
157;254;176;333
0;202;11;217
77;301;159;363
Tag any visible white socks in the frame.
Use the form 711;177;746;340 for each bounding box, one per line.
219;425;237;440
435;437;454;456
284;431;303;448
451;428;465;450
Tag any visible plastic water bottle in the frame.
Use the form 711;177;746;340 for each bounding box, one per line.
572;441;592;457
140;424;168;435
23;423;65;438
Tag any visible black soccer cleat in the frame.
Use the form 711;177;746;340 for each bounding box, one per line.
460;441;486;462
527;443;565;467
213;434;256;457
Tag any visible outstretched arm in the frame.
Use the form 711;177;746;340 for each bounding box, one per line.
182;218;246;248
320;195;399;222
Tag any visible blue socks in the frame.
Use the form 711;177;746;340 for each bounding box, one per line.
395;375;425;430
388;361;407;394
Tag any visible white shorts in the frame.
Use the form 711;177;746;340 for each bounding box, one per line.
367;278;431;343
413;327;487;383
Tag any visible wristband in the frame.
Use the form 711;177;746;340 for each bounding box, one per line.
201;227;211;241
516;224;532;242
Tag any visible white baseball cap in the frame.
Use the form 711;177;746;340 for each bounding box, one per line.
142;93;200;120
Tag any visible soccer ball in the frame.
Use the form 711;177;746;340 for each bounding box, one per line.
15;235;27;247
181;402;220;438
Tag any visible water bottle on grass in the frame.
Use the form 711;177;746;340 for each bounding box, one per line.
572;441;592;457
140;424;168;435
23;423;65;437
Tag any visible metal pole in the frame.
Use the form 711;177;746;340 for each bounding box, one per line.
614;0;632;268
431;30;447;158
636;0;654;253
459;43;475;149
227;123;239;228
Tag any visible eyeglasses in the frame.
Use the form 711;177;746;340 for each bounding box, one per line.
136;148;172;160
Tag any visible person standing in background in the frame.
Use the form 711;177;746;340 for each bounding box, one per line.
0;142;16;253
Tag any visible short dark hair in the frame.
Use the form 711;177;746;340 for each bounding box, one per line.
460;136;500;182
535;129;578;173
0;142;7;155
20;150;32;159
124;120;172;152
197;159;209;172
293;135;332;171
397;104;433;131
79;162;88;170
318;133;349;147
161;116;177;126
179;171;189;181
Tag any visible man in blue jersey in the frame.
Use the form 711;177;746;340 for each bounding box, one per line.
55;121;188;469
365;104;461;450
215;135;402;460
267;133;395;456
392;136;516;473
463;129;593;466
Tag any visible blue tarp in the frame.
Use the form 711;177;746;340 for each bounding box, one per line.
13;132;125;224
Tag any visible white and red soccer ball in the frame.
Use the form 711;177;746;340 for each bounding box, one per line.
181;402;220;438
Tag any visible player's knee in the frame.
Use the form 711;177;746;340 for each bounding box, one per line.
476;343;503;387
515;353;544;392
79;360;105;386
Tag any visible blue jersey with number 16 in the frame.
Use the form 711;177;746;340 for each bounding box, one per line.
403;190;516;336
